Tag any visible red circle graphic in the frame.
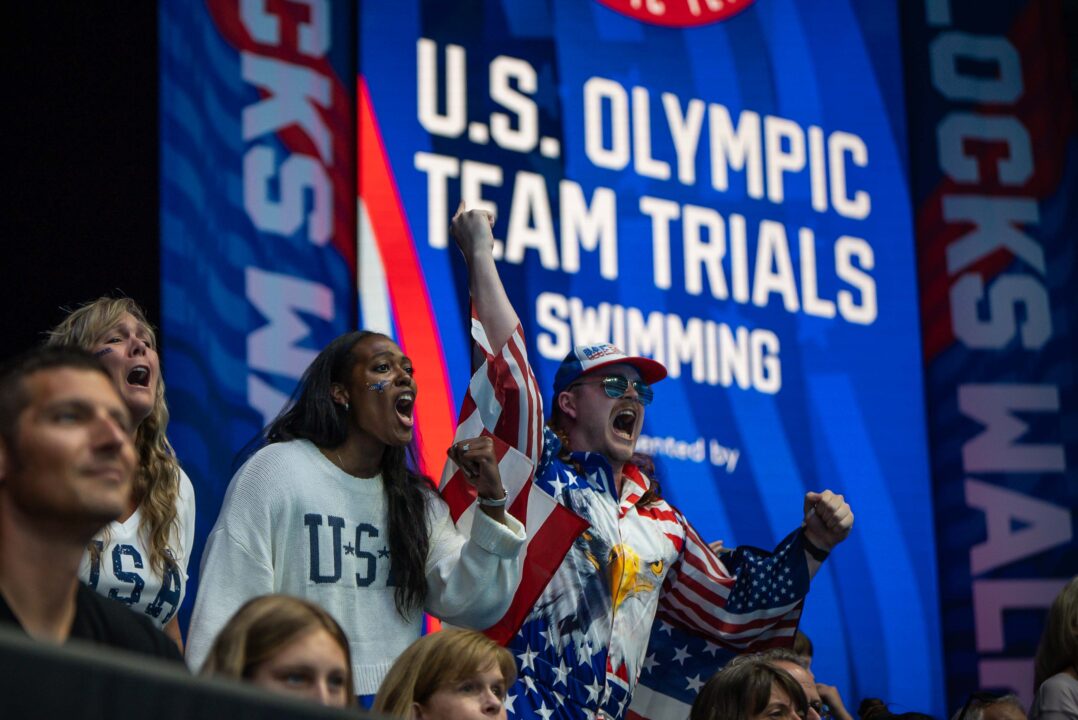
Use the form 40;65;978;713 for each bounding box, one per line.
595;0;756;27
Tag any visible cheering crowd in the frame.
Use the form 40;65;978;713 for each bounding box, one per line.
0;209;1072;719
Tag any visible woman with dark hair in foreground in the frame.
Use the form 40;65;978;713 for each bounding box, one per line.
187;331;525;701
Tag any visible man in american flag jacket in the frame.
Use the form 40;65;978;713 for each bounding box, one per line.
442;208;855;720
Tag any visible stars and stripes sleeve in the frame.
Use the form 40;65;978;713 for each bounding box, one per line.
462;315;543;463
439;315;544;519
656;512;811;652
438;315;589;644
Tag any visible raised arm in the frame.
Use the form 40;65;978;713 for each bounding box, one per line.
801;489;854;576
658;490;853;651
440;204;543;470
450;204;519;364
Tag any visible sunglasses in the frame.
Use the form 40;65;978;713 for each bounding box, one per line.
569;374;654;406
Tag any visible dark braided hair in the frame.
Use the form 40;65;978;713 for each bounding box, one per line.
265;331;433;617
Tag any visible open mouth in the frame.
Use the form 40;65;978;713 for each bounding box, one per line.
395;392;415;428
126;366;151;387
612;408;637;440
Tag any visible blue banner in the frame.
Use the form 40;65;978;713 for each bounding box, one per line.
902;0;1078;710
159;0;356;631
359;0;942;713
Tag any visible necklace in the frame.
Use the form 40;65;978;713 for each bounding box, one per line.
335;451;347;473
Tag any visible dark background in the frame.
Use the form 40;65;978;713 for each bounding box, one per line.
6;4;160;355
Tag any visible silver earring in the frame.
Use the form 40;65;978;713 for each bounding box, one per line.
344;402;351;412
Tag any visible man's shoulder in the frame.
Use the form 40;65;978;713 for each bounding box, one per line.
73;585;184;663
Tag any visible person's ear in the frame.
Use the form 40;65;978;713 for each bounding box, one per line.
557;390;577;420
411;701;426;720
329;383;350;409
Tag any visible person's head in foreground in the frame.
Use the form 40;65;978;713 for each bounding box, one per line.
737;648;823;720
373;628;517;720
1034;574;1078;690
691;656;809;720
950;693;1026;720
200;594;354;708
792;630;814;667
548;343;666;466
859;698;937;720
0;347;135;544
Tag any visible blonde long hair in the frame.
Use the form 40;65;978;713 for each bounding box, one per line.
374;629;516;718
46;296;181;575
1035;575;1078;689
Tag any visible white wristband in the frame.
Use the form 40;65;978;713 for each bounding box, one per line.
476;489;509;508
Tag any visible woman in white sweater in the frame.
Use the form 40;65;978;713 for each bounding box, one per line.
187;331;525;702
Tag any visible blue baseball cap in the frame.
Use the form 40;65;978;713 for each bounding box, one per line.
552;343;667;396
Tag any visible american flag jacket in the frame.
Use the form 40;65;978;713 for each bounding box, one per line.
440;319;813;720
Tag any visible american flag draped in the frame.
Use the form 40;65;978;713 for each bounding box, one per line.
628;532;811;720
440;319;812;720
438;318;589;643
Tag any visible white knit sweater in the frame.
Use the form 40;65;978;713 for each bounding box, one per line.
186;439;525;693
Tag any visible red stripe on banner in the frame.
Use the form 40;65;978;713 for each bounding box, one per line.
917;0;1075;362
206;0;356;269
357;77;457;479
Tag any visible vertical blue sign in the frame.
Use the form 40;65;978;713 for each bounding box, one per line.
159;0;356;630
903;0;1078;710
